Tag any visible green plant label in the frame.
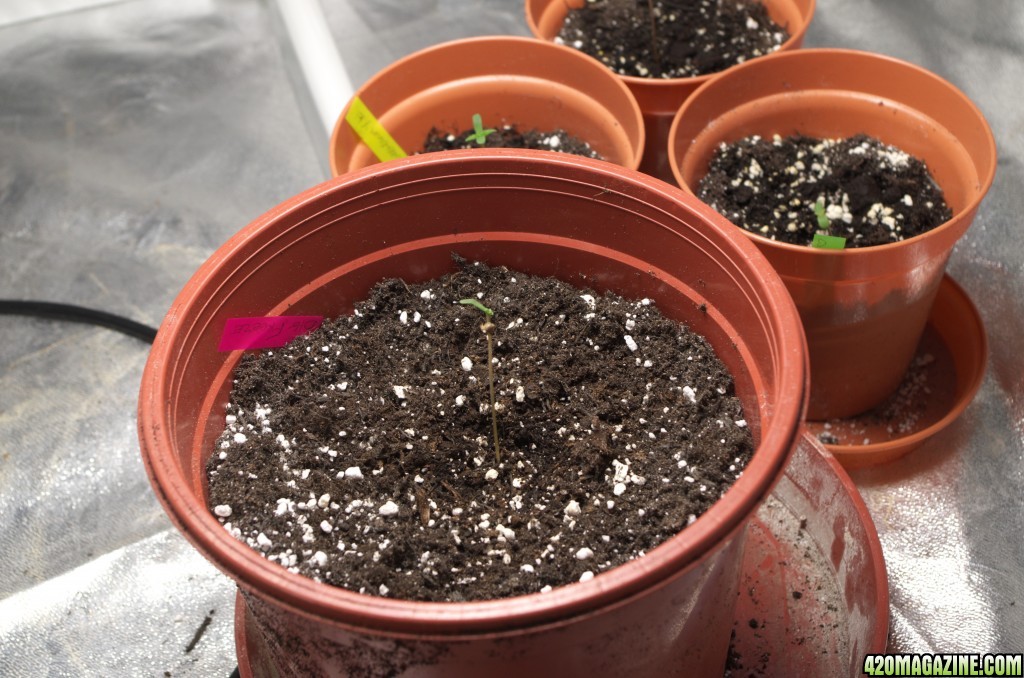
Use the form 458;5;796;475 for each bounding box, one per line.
811;233;848;250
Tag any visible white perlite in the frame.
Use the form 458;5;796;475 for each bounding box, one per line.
343;466;363;480
213;504;232;518
682;386;697;403
623;335;639;352
460;356;473;371
379;501;400;516
393;385;408;399
575;547;594;560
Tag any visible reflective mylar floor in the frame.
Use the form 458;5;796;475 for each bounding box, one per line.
1;1;1021;675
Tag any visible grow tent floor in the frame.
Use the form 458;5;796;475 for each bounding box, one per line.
232;432;888;677
2;1;1022;676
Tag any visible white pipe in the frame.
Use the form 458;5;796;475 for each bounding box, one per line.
268;0;354;177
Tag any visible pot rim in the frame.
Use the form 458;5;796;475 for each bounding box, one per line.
524;0;817;88
668;47;998;260
139;149;807;636
327;35;646;175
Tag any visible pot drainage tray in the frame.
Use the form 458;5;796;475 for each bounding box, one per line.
805;275;987;470
234;431;888;677
725;430;888;677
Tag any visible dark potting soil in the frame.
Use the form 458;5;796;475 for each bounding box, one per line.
698;133;954;248
557;0;789;79
421;125;602;160
206;260;753;602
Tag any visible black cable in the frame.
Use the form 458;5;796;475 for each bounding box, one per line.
0;300;158;344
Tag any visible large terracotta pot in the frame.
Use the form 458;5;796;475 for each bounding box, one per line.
525;0;815;181
138;149;807;677
669;48;997;420
328;36;644;175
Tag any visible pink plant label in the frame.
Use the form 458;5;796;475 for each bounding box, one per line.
218;316;324;351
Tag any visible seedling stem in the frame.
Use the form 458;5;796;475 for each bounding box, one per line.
459;298;501;463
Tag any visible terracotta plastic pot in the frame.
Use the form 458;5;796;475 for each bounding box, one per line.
328;36;644;175
138;149;807;677
669;48;997;421
525;0;814;181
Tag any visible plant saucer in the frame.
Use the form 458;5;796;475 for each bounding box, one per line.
805;275;987;470
725;430;888;676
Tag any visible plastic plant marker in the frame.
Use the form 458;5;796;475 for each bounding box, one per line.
811;233;847;249
465;114;497;145
344;95;407;161
810;199;846;249
218;316;324;352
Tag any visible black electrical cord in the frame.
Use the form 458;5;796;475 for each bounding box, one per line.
0;300;158;343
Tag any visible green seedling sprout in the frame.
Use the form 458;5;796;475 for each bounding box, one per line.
465;114;497;146
459;298;501;463
810;198;847;250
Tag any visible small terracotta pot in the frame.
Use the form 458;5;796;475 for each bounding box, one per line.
138;150;807;677
668;48;997;420
328;36;644;175
525;0;814;181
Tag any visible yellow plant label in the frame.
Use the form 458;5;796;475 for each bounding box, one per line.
344;96;407;162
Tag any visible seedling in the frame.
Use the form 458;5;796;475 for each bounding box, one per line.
810;198;847;250
459;298;501;463
465;114;497;146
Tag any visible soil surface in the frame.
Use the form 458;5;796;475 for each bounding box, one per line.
421;124;602;159
698;133;953;248
557;0;788;79
206;259;753;602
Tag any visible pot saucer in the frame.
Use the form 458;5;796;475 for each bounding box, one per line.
233;431;888;678
725;430;888;676
805;275;987;470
